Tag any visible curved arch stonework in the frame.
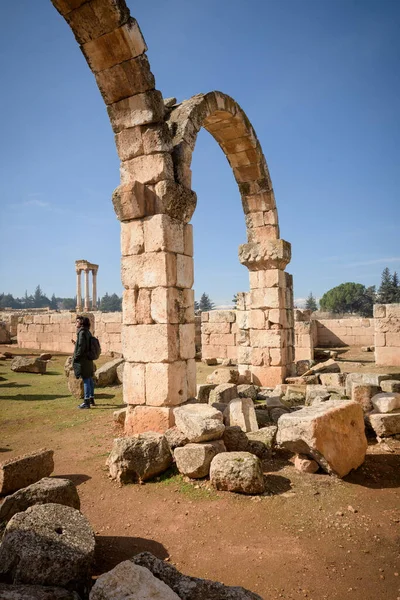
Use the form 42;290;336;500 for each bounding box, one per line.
52;0;294;433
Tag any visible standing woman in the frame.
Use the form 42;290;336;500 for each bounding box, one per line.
73;316;95;409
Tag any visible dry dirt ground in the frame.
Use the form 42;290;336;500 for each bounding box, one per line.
1;345;400;600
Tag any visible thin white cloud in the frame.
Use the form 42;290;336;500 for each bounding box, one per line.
23;199;50;208
344;257;400;267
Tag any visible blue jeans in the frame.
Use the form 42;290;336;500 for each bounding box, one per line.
83;377;94;400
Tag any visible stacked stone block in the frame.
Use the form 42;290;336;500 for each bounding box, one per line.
374;304;400;366
294;309;317;361
316;318;374;347
201;310;238;362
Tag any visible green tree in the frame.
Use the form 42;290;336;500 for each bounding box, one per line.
33;285;50;308
194;300;200;312
199;293;214;312
99;292;122;312
305;292;318;312
232;293;238;309
50;293;58;310
393;271;400;302
319;282;374;317
59;297;76;310
377;267;395;303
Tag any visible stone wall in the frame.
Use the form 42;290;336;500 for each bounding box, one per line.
201;310;238;362
315;318;374;347
294;309;317;361
17;311;122;355
374;303;400;366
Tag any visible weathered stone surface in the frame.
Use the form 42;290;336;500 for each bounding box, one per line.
132;551;263;600
10;356;46;374
0;504;94;591
305;385;330;406
209;383;238;405
254;407;274;428
89;560;180;600
107;433;172;483
94;358;124;387
270;407;289;423
351;384;380;413
345;372;399;397
174;440;225;479
67;371;84;399
113;407;127;425
285;375;320;385
39;353;52;361
371;392;400;413
276;400;367;478
246;426;277;451
237;384;258;400
197;383;217;403
295;359;315;376
207;368;239;384
238;240;291;270
367;411;400;437
64;356;73;377
0;449;54;496
222;426;250;452
380;379;400;393
0;477;80;524
210;452;265;495
116;360;125;384
283;385;306;407
174;404;225;442
223;398;258;433
164;427;190;450
0;583;80;599
294;454;319;474
0;322;11;344
319;373;346;387
302;359;340;377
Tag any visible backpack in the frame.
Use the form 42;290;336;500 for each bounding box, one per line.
87;334;101;360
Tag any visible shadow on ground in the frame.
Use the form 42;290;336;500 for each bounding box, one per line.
345;452;400;489
1;394;71;401
95;535;168;574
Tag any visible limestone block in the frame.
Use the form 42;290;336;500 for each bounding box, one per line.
179;323;195;360
375;347;400;366
173;404;225;443
223;398;258;432
277;400;367;478
269;348;285;366
107;433;172;483
121;253;177;289
197;384;217;403
122;323;178;363
249;270;285;290
0;504;94;591
143;214;184;254
380;379;400;393
153;180;197;224
209;310;236;323
183;224;194;256
176;254;194;288
207;368;239;385
208;333;235;347
120;153;174;186
121;220;144;256
209;383;238;405
351;384;382;412
373;304;386;318
210;452;265;495
386;332;400;347
81;20;147;72
250;329;284;348
90;561;181;600
294;454;319;474
251;348;270;367
150;287;193;324
237;346;252;365
123;362;146;405
367;411;400;437
95;358;124;387
251;366;286;387
0;450;54;496
52;0;88;17
60;0;130;43
250;288;281;310
145;362;187;406
247;225;280;243
10;357;46;374
201;344;227;359
319;373;346;387
186;358;197;398
115;125;143;161
174;440;226;479
96;54;155;105
125;406;175;434
239;240;291;271
202;322;231;334
107;90;164;133
371;392;400;413
112;181;157;221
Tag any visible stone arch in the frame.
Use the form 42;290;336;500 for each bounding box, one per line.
52;0;294;434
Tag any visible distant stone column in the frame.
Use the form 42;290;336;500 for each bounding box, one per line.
83;269;90;311
76;270;82;312
92;268;98;310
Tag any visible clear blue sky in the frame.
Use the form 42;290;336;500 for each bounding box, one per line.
0;0;399;307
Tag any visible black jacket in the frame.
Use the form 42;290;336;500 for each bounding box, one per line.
73;327;94;379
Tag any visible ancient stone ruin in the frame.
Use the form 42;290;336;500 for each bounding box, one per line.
51;0;294;435
75;259;99;311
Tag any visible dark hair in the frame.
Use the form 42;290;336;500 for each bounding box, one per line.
76;316;91;329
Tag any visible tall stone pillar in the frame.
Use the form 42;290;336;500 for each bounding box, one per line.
120;215;195;435
92;268;98;310
238;238;293;386
83;269;90;311
76;269;82;312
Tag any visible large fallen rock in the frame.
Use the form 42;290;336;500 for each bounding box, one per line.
0;583;81;599
223;398;258;432
174;440;225;479
367;411;400;438
237;384;258;401
246;426;277;454
207;368;239;385
222;426;250;452
209;383;238;405
371;392;400;413
0;477;80;524
174;404;225;443
107;433;172;483
0;503;95;593
345;372;400;397
197;383;217;403
90;560;181;600
209;452;265;495
305;385;330;405
67;372;84;399
302;358;340;376
276;400;367;478
0;449;54;495
94;358;124;387
133;552;263;600
10;356;46;374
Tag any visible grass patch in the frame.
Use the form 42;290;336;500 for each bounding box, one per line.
154;467;219;500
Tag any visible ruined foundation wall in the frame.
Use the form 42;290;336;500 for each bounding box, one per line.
17;312;122;355
374;303;400;366
201;310;238;362
315;318;374;347
294;309;317;361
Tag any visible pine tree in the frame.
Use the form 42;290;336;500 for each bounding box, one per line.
199;293;214;312
305;292;318;312
392;271;400;302
194;300;200;312
232;293;238;309
377;267;395;303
